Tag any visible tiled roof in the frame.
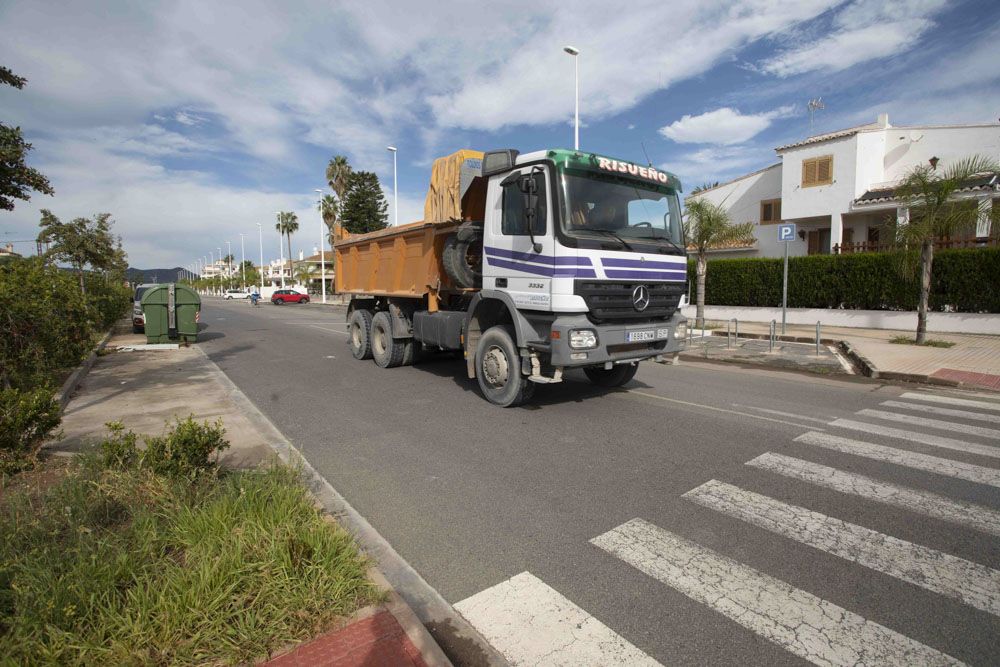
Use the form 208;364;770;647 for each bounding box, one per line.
775;122;881;152
854;172;999;206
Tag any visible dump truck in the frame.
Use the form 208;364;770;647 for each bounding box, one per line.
334;148;688;407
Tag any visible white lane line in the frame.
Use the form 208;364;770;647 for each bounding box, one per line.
882;401;1000;425
901;392;1000;412
454;571;661;667
856;409;1000;440
748;452;1000;537
830;419;1000;460
795;431;1000;489
731;404;834;424
592;519;963;666
309;324;349;336
626;391;824;430
916;388;1000;401
684;480;1000;617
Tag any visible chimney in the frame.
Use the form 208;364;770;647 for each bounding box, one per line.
298;250;304;261
876;113;890;128
312;246;319;256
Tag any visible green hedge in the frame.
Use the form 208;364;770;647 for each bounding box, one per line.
688;247;1000;312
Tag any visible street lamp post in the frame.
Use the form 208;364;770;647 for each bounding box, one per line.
387;146;398;227
239;233;247;291
315;188;327;304
563;45;580;150
217;247;222;295
256;222;264;295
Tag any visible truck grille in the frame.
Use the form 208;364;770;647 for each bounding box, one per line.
574;280;685;324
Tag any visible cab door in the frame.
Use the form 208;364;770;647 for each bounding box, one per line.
483;165;556;311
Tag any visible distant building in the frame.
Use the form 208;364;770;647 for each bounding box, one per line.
686;114;999;258
0;243;21;260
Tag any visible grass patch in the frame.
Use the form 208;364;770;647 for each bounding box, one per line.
0;457;382;665
889;336;956;348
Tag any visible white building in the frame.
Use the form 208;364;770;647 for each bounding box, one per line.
687;114;1000;257
201;259;236;279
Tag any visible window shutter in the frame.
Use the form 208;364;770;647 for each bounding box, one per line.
817;157;832;183
761;202;773;222
774;199;781;221
802;159;817;186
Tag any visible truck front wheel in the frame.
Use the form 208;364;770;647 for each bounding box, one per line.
349;309;374;360
475;325;535;407
583;363;638;388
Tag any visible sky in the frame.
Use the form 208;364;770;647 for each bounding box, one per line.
1;0;998;270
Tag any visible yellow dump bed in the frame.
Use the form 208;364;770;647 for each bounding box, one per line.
334;149;486;309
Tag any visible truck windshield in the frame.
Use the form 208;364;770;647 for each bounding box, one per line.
560;172;684;251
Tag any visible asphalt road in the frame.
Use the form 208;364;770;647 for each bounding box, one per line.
202;297;1000;666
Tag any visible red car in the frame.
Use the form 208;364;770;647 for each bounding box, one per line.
271;289;310;305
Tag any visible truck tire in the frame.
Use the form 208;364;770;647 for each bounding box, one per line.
348;309;374;360
475;325;535;407
371;311;406;368
443;232;481;289
583;363;638;388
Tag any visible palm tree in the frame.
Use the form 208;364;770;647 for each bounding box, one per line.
893;154;999;343
326;155;352;202
275;211;299;284
684;199;756;328
318;194;339;243
294;262;314;289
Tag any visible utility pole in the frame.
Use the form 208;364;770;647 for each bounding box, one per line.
315;189;327;303
257;222;264;296
564;46;580;150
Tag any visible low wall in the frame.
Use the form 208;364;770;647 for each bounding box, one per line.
680;305;1000;335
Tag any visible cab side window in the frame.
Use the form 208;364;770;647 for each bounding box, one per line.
501;172;547;236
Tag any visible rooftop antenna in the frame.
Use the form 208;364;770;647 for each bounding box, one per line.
807;98;825;135
640;141;653;167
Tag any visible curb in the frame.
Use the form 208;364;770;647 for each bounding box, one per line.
196;346;507;667
57;326;116;409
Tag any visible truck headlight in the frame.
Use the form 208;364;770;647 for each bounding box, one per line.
676;321;687;340
569;329;598;349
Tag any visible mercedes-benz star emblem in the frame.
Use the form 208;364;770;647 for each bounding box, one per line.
632;285;650;311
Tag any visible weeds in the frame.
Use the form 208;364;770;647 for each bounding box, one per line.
889;335;956;348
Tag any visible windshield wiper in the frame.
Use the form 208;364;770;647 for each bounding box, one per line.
589;229;633;250
649;234;686;255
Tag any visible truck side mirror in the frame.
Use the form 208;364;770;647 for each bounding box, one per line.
518;174;542;252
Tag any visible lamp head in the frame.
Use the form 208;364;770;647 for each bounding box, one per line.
386;146;397;152
563;45;579;56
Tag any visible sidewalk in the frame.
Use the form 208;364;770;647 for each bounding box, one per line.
714;321;1000;390
48;328;453;667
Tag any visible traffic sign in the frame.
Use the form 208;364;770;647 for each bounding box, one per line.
778;223;796;242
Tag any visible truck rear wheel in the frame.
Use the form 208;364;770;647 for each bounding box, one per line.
583;363;638;388
371;311;406;368
349;309;374;360
475;325;535;407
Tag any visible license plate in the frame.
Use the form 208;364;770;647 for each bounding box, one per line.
656;328;671;339
627;330;655;342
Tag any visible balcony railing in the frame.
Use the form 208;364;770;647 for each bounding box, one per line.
834;237;997;254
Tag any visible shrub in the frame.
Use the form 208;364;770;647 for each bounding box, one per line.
83;275;131;330
688;247;1000;312
99;417;230;479
0;388;61;474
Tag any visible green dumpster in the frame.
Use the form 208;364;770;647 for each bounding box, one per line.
140;283;201;343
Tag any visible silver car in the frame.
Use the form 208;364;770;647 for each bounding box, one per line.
132;283;157;333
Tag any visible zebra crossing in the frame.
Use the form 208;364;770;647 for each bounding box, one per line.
456;387;1000;665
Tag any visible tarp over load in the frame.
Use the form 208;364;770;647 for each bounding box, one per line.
423;149;485;223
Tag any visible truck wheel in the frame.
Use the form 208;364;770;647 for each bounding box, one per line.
348;309;374;360
371;311;406;368
583;363;639;388
475;325;535;407
443;233;481;289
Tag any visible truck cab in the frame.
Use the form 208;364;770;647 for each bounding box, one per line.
461;149;687;398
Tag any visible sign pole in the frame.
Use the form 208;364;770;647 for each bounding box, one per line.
782;239;788;335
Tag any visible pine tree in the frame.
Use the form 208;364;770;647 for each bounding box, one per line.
340;171;388;234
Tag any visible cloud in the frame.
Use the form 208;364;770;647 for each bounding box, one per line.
758;0;947;77
664;145;771;191
660;106;796;145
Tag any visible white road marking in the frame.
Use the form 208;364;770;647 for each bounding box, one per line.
830;419;1000;460
795;431;1000;489
916;388;1000;401
731;404;833;424
901;392;1000;412
309;324;349;336
684;479;1000;617
592;519;963;666
856;409;1000;440
881;401;1000;425
454;571;661;667
748;452;1000;536
626;391;824;430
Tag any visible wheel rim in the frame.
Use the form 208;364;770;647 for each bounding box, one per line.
351;322;362;350
481;344;510;388
373;324;387;357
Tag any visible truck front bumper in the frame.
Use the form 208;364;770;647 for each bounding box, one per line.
544;311;687;368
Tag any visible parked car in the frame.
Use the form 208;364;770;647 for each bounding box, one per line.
132;283;158;333
271;289;309;305
224;289;250;300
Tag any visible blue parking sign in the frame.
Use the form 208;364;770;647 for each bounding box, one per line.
778;223;796;242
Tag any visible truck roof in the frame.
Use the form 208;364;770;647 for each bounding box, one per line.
514;149;682;192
